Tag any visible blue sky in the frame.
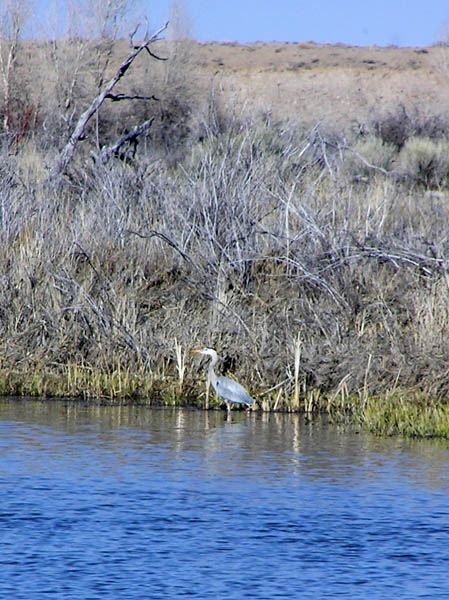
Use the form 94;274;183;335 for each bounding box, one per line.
146;0;449;46
35;1;449;46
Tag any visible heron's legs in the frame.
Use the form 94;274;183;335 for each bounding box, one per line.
225;401;231;413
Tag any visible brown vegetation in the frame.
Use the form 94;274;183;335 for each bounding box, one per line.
1;29;449;413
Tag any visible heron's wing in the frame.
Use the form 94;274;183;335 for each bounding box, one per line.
215;375;254;405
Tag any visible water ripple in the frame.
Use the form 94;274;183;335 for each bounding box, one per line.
0;401;448;599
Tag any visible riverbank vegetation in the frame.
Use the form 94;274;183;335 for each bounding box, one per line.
2;7;449;436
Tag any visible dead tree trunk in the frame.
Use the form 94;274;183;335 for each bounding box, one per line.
94;117;155;164
48;22;168;180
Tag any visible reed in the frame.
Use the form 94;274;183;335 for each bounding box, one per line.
1;363;448;437
292;331;302;410
0;366;158;403
361;395;449;438
174;339;186;394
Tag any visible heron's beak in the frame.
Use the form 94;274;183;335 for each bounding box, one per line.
191;348;203;355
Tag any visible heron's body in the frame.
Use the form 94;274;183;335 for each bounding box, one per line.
213;374;254;407
193;348;254;412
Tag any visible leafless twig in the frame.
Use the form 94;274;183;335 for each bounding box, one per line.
48;22;168;180
94;118;155;164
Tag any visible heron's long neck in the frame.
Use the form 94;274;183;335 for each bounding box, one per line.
208;356;218;388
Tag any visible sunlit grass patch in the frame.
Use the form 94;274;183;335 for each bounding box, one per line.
0;366;180;406
255;385;449;438
0;363;449;437
360;394;449;438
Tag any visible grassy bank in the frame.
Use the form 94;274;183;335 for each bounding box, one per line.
1;37;449;436
1;364;448;438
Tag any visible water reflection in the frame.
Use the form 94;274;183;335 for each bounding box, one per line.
1;399;449;487
0;399;448;599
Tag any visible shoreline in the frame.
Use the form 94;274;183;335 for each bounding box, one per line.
0;367;447;438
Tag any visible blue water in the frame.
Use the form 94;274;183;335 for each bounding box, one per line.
0;400;448;599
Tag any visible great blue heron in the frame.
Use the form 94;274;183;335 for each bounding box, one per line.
192;348;254;412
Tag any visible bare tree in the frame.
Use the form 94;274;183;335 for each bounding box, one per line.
42;0;133;141
48;21;168;180
90;0;131;86
0;0;30;135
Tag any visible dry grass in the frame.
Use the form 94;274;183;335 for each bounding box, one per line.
3;39;449;149
0;37;449;437
1;122;449;404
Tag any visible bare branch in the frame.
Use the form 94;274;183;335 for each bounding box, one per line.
128;23;140;46
94;117;155;164
144;47;168;61
48;21;168;180
0;0;30;134
125;228;194;264
106;92;159;102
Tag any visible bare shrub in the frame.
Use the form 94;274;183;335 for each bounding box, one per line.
342;135;397;180
0;0;34;145
398;137;449;187
2;32;449;403
369;105;414;148
370;105;449;149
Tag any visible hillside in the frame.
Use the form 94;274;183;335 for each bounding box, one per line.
8;38;448;155
178;41;448;127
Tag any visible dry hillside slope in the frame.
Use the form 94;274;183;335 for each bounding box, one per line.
183;41;449;127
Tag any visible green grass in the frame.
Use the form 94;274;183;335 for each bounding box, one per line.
360;394;449;438
252;386;449;438
1;366;448;438
0;365;169;405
